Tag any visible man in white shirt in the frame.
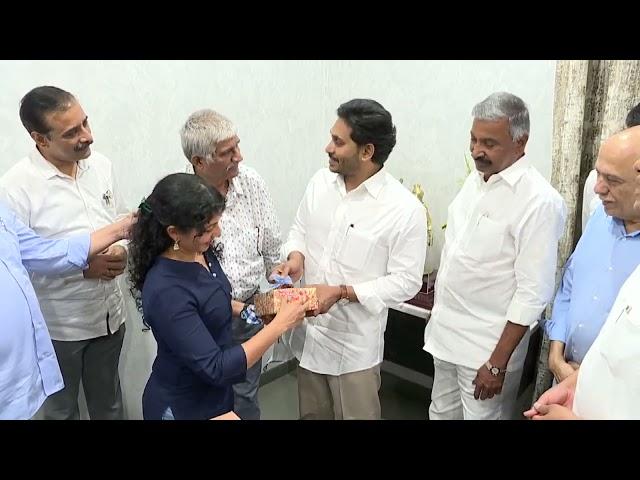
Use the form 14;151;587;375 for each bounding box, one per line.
423;92;567;420
275;99;427;420
581;102;640;231
0;86;128;420
524;125;640;420
581;170;599;232
181;109;282;420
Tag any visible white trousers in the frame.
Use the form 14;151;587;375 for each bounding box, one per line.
429;356;522;420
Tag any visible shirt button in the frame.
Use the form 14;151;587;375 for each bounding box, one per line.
213;273;217;277
578;323;583;328
608;266;613;271
593;296;598;301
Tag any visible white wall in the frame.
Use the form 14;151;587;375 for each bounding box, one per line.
0;60;557;418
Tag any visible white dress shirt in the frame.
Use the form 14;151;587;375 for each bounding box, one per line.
573;264;640;419
424;158;566;371
0;149;127;341
581;169;601;232
218;165;282;302
283;167;427;376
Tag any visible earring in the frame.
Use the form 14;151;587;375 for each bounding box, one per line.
173;240;180;251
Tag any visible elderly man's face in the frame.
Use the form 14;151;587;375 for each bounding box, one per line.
470;118;527;181
594;141;639;221
199;135;243;183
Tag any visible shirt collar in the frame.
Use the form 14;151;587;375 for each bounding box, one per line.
29;148;88;180
475;156;530;188
609;214;640;238
331;166;387;199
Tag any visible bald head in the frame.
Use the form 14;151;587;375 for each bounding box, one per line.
602;125;640;164
594;125;640;224
626;126;640;212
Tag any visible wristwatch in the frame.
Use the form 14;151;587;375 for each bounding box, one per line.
338;284;350;306
485;361;507;376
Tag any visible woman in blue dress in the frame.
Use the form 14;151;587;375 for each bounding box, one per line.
128;173;307;420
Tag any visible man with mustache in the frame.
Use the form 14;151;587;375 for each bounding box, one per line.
525;126;640;420
274;99;427;419
182;109;282;420
544;122;640;384
0;86;129;420
423;92;567;420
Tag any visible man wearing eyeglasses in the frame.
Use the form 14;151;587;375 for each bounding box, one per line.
581;102;640;231
526;125;640;420
544;122;640;385
181;109;282;420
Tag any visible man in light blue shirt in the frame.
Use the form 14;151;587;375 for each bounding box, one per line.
0;202;132;419
581;102;640;232
545;129;640;383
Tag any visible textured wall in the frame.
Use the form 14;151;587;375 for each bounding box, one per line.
0;60;556;418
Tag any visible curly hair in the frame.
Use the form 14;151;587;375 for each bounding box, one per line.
128;173;226;294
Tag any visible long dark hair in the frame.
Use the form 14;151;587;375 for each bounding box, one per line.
128;173;226;294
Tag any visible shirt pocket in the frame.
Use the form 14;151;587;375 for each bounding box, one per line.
462;215;507;262
98;186;117;216
336;227;376;271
